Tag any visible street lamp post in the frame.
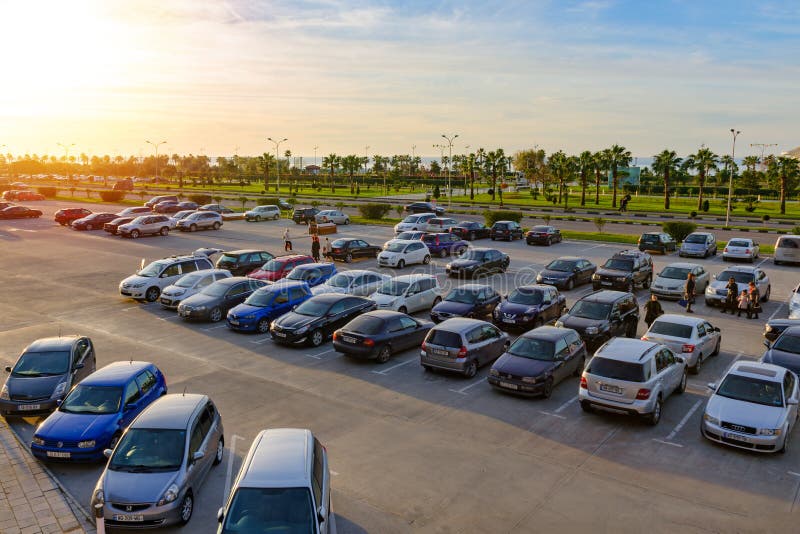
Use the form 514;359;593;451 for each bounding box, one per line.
725;129;741;227
441;134;458;208
145;140;167;180
267;137;287;194
57;142;76;183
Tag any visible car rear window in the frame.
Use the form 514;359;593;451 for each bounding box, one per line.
344;315;385;335
728;240;751;247
425;329;462;348
648;321;693;338
586;356;646;382
641;234;659;242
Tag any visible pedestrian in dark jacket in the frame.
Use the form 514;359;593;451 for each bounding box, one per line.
311;234;321;262
643;294;664;327
748;281;761;319
684;272;696;313
721;277;738;314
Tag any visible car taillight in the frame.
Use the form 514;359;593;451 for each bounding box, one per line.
682;344;695;353
457;346;468;358
640;336;649;341
580;376;587;389
745;249;751;254
332;332;340;341
636;388;651;400
363;338;375;347
421;342;427;351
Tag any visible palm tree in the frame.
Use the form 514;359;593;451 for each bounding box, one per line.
605;145;631;208
548;150;569;205
652;149;682;209
687;147;719;210
340;155;361;194
483;149;506;202
467;153;476;200
593;151;607;205
322;154;340;193
259;153;275;190
768;156;800;214
577;151;594;206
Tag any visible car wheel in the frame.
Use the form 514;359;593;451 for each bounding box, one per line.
209;307;222;322
763;286;771;302
775;260;782;266
643;276;652;290
344;218;350;225
646;397;663;426
160;226;169;236
145;287;160;302
213;222;221;230
344;253;353;263
397;259;405;269
179;492;194;525
439;249;447;258
660;245;666;254
213;437;224;466
130;229;140;239
375;345;392;364
547;238;552;246
712;339;721;356
255;215;261;222
565;278;574;290
722;256;728;262
464;360;478;378
580;400;593;413
542;378;554;399
423;255;431;265
189;223;197;232
86;224;93;231
469;232;476;241
691;356;702;375
780;432;789;454
257;318;270;333
677;370;687;394
309;329;324;347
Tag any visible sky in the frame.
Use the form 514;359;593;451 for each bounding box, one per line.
1;0;799;160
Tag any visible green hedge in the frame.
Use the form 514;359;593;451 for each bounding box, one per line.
358;203;392;219
187;193;213;205
662;221;697;242
99;190;127;202
37;186;58;198
484;210;524;226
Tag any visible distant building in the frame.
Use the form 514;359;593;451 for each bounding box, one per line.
607;166;640;187
305;165;321;175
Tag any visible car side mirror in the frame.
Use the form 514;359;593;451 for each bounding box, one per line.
706;382;717;391
317;506;327;523
676;356;685;364
192;451;205;463
4;366;10;372
123;403;135;412
787;398;799;406
103;449;113;458
714;327;720;332
217;507;225;523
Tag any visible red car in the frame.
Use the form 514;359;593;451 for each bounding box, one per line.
247;254;315;282
0;206;42;219
55;208;93;226
15;191;45;201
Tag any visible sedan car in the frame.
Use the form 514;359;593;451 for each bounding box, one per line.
421;233;468;258
788;283;800;319
536;257;596;290
526;225;563;246
247;254;314;282
488;327;587;398
450;221;490;241
103;216;135;235
420;318;509;377
178;277;267;322
377;239;431;268
71;212;119;230
159;269;232;309
405;202;444;215
13;191;44;201
679;232;717;258
430;284;501;323
492;285;566;331
312;270;390;296
445;248;509;278
762;326;800;376
328;238;382;262
227;281;313;333
333;311;433;363
199;203;235;214
651;263;710;300
168;210;197;225
270;294;376;347
642;314;721;374
638;232;677;254
55;208;92;226
216;249;274;276
705;266;770;307
702;361;797;453
490;220;524;241
0;206;42;219
369;274;442;313
153;200;182;214
723;237;760;262
284;262;337;288
394;213;437;233
315;209;350;225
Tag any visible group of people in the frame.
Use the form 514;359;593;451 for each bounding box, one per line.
282;227;331;263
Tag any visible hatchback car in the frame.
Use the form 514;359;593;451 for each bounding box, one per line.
271;294;376;347
394;213;437;233
120;254;215;302
421;233;468;258
420;318;509;377
55;207;92;226
423;217;458;233
216;428;331;534
702;362;797;453
160;269;232;309
445;248;510;278
91;394;225;527
199;203;234;214
71;212;119;230
704;266;771;306
315;209;350;225
312;270;390;296
333;310;433;363
248;254;314;281
176;211;223;232
292;207;320;224
525;225;563;246
762;326;800;376
679;232;717;258
430;284;501;323
227;281;313;333
490;220;524;241
492;285;566;331
579;338;687;425
377;239;431;268
244;205;281;221
450;221;490;240
489;326;586;398
638;232;677;254
536;257;596;290
404;202;445;215
0;336;96;417
556;290;639;349
31;361;167;462
369;274;442;313
0;206;42;219
117;206;154;217
774;235;800;265
328;238;382;262
178;277;266;322
216;249;274;276
642;314;721;374
284;262;337;288
723;237;760;262
119;214;174;238
651;263;710;300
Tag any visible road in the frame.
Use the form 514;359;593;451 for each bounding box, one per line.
1;199;799;533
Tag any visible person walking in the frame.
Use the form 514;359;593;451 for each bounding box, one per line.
721;276;738;314
311;234;321;262
748;281;761;320
283;228;292;251
643;294;664;327
683;272;696;313
737;289;750;317
323;238;331;261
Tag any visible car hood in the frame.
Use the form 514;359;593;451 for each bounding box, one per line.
497;301;540;315
493;353;555;377
560;315;605;331
708;280;748;293
378;251;402;259
228;303;267;318
6;374;66;399
449;258;481;269
103;469;178;504
539;269;571;279
273;312;318;330
370;292;399;306
312;284;348;295
706;395;784;430
36;411;118;441
161;284;192;297
120;275;151;287
595;267;630;277
762;349;800;376
433;300;475;315
653;276;685;289
180;293;222;308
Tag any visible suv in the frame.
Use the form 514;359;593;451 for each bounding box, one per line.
490;220;524;241
119;253;215;302
54;208;92;226
91;394;224;528
244;205;281;221
638;232;677;254
216;250;274;276
556;290;639;349
394;213;437;233
421;233;468;258
579;338;687;425
119;214;173;238
176;211;223;232
217;429;331;534
592;249;653;292
144;194;178;209
370;274;442;313
292;207;320;224
420;318;509;378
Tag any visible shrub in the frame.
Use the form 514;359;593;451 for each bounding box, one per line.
701;199;709;212
187;193;213;205
484;210;524;226
663;221;697;243
358;203;392;219
594;217;607;233
762;214;771;223
99;190;126;202
793;225;800;235
213;195;223;204
37;186;58;198
689;211;697;219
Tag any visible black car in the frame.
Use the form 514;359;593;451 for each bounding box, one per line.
271;294;376;347
216;249;275;276
0;206;42;219
153;201;181;214
488;326;587;398
445;248;509;278
526;225;563;246
71;212;119;230
639;232;677;254
177;277;266;322
492;285;566;331
450;221;490;241
591;249;653;292
556;290;639;349
278;199;293;210
430;284;501;323
329;238;381;262
405;202;445;215
145;195;178;209
536;256;596;290
489;220;524;241
764;319;800;342
199;203;234;214
292;208;320;224
103;216;135;235
332;311;434;363
762;326;800;375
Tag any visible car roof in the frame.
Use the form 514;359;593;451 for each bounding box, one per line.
25;336;81;352
264;280;308;290
660;262;702;270
580;290;629;303
641;231;662;235
239;428;313;489
213;276;252;286
309;293;362;303
612;249;649;258
514;284;552;292
728;237;754;242
274;254;312;262
131;393;207;430
687;231;713;236
549;256;584;261
433;317;490;331
453;283;490;291
390;274;436;283
469;247;498;253
493;220;515;224
520;326;573;340
652;313;703;326
363;310;408;320
81;361;154;386
336;270;373;277
596;338;659;362
728;361;786;382
224;249;267;255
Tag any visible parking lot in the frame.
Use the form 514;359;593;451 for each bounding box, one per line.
1;200;799;533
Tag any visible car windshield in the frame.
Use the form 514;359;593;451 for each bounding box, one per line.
385;242;407;253
396;232;418;240
716;375;783;408
328;274;352;288
507;338;555;361
287;268;316;281
175;273;205;288
569;301;611;320
109;429;185;472
244;289;275;307
507;289;543;305
773;334;800;355
60;385;122;414
402;215;420;223
221;487;314;534
174;211;194;219
460;250;487;261
717;270;753;284
587;357;646;382
545;260;576;272
659;267;691;280
649;321;693;338
344;315;385;335
137;260;170;277
728;240;751;248
602;258;633;271
219;254;242;263
331;239;348;248
201;282;231;297
259;259;283;272
12;351;71;377
377;280;410;296
293;299;330;317
444;288;479;304
684;234;707;244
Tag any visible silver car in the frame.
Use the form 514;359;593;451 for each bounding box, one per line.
245;205;281;221
579;338;687;425
704;265;771;307
702;361;798;453
91;393;225;528
679;232;717;258
311;270;390;296
315;209;350;225
642;314;721;373
723;237;760;262
177;211;223;232
650;262;709;300
119;215;174;238
159;269;232;309
420;318;509;378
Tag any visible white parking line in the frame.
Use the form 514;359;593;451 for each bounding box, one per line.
539;411;566;419
756;257;770;268
223;435;245;505
449;377;486;395
583;243;609;251
652;439;684;448
554;396;579;413
157;315;180;321
249;335;272;345
202;324;229;332
371;358;417;375
120;306;139;312
665;399;703;440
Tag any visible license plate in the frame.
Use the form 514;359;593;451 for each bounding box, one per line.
499;381;518;390
229;319;239;325
113;514;144;522
121;291;131;296
502;318;515;323
274;332;286;337
18;404;41;411
601;281;612;286
432;349;449;356
46;451;70;458
342;336;357;343
600;384;623;394
723;432;748;442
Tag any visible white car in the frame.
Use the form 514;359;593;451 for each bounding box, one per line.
312;270;391;296
377;240;431;268
315;209;350;225
159;269;232;309
642;314;721;374
119;253;215;302
423;217;458;233
723;237;760;262
394;213;437;233
701;361;798;453
704;265;771;307
118;214;174;238
245;205;281;221
369;274;442;313
789;284;800;319
650;262;709;300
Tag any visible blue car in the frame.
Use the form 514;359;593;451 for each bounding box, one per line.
283;262;337;288
30;361;167;462
227;280;313;333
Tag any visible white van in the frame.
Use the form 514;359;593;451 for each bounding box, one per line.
774;235;800;265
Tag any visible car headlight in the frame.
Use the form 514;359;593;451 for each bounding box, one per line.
554;320;564;328
171;289;186;296
591;273;600;280
51;381;67;399
703;414;720;425
158;484;180;506
445;264;452;270
536;275;543;282
617;276;627;282
765;325;773;332
78;440;96;449
93;487;105;505
295;325;309;335
522;376;538;384
32;436;45;446
489;369;499;377
585;326;599;335
757;428;781;436
705;286;714;294
0;384;8;400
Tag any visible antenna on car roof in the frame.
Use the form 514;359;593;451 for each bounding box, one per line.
182;386;187;396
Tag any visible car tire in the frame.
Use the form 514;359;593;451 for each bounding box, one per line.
209;307;222;323
309;329;324;347
643;276;652;290
491;236;496;241
780;432;789;454
722;256;728;262
344;218;350;225
542;378;554;399
646;397;662;426
375;345;392;364
213;437;224;466
573;356;585;377
189;224;197;232
775;260;782;266
691;356;702;375
397;260;405;269
763;286;770;302
257;318;270;333
627;280;635;293
464;360;478;379
439;249;447;258
547;238;552;246
423;255;431;265
213;222;221;230
255;215;261;222
565;278;574;290
160;227;169;236
145;287;160;302
130;229;140;239
179;492;194;525
580;400;593;413
345;253;353;263
677;371;687;394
